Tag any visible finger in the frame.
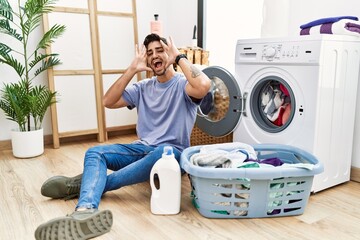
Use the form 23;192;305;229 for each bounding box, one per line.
136;45;146;61
160;39;168;50
134;44;139;55
169;36;176;48
140;44;146;56
166;36;173;49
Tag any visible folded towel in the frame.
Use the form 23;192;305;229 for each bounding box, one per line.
190;142;257;168
300;19;360;36
300;16;358;29
345;22;360;33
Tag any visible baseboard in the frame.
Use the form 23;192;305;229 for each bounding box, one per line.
0;139;11;151
0;135;53;151
351;166;360;183
0;127;137;151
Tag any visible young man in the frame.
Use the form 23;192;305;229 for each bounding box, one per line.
34;34;211;240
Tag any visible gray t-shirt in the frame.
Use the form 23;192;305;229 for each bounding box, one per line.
122;73;199;151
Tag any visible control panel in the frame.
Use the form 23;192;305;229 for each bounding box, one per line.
262;44;301;61
236;39;322;64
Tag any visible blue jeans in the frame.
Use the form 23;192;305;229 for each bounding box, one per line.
76;143;181;210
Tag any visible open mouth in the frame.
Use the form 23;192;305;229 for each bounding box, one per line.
153;60;163;70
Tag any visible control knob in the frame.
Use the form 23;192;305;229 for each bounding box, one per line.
264;47;277;58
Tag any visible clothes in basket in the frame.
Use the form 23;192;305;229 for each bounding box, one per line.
180;143;324;219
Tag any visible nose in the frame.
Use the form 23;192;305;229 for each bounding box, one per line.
151;51;159;58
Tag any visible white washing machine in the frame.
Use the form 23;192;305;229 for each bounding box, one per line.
197;35;360;192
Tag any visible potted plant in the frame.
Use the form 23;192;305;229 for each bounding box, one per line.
0;0;65;158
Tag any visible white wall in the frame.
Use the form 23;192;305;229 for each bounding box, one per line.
203;0;264;73
287;0;360;37
136;0;197;48
0;0;197;141
2;0;360;169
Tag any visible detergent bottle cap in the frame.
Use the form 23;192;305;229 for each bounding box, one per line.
163;146;173;156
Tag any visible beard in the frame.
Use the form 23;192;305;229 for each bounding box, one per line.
153;66;167;76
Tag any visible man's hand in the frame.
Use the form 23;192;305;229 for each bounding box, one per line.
160;36;181;69
129;44;152;73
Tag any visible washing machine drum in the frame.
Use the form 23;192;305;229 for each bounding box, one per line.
197;66;296;137
196;66;242;137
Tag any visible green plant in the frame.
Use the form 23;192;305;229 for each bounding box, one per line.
0;0;65;131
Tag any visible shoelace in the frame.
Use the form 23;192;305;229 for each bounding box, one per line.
64;180;81;200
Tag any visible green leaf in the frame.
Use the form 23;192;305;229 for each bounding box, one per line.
0;54;25;78
25;0;57;19
0;19;23;41
0;42;12;57
22;14;42;35
34;56;60;76
21;0;57;36
28;85;57;129
37;24;66;49
0;81;30;131
0;0;13;21
29;52;58;68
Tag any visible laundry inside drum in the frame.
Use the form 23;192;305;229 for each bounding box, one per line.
199;76;230;122
260;80;292;127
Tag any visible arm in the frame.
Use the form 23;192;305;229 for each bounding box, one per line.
161;37;211;99
103;44;152;109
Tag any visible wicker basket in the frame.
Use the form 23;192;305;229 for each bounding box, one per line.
190;125;233;146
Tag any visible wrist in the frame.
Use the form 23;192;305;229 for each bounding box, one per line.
175;53;188;65
127;65;139;76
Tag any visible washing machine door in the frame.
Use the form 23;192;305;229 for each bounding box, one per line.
196;66;242;137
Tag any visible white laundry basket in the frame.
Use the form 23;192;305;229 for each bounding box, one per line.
180;143;323;218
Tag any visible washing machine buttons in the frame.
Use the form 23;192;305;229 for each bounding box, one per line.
263;45;282;61
264;47;277;58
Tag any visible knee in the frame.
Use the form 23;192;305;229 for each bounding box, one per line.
86;145;102;155
84;146;106;162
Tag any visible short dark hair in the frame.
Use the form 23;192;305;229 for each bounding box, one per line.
143;33;167;48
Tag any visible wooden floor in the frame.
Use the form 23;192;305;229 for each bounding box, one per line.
1;134;360;240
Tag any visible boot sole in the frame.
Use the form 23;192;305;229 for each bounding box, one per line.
34;210;113;240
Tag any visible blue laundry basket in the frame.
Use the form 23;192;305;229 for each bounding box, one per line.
180;143;324;218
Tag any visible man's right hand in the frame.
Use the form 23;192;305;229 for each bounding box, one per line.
129;44;152;73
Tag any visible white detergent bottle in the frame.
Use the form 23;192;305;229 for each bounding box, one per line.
150;146;181;215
